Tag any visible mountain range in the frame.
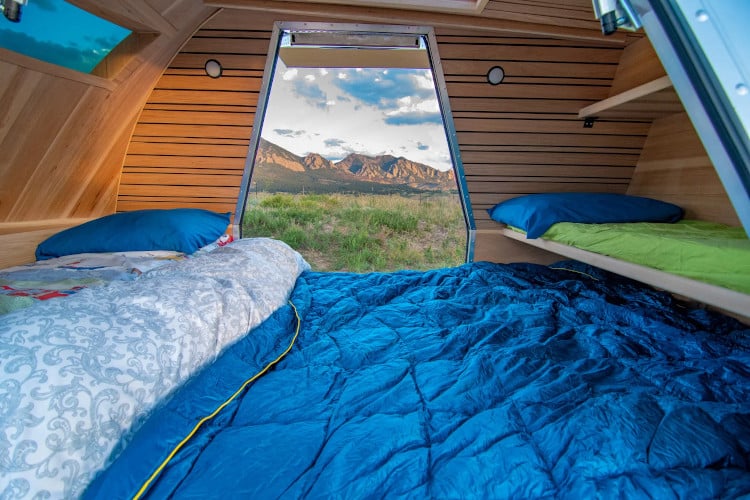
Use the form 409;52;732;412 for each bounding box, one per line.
250;138;456;194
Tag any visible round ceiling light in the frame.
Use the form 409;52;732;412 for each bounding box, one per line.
205;59;223;78
487;65;505;85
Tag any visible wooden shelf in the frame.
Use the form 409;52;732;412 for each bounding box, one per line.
578;75;683;120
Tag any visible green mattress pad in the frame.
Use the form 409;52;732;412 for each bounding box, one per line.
539;220;750;294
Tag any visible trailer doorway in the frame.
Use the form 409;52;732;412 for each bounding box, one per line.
235;22;474;272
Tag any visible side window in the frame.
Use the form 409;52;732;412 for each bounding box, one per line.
236;23;474;272
1;0;131;75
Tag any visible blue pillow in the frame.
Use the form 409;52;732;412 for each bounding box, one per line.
36;209;231;260
487;193;684;239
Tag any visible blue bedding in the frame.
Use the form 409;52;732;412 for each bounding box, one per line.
85;261;750;499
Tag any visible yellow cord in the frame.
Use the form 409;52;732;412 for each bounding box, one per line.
549;266;599;281
132;300;302;499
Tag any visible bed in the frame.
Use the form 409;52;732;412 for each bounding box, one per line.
3;208;750;499
488;193;750;320
0;209;311;498
78;262;750;499
0;208;237;316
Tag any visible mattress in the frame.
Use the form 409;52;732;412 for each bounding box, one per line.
540;220;750;294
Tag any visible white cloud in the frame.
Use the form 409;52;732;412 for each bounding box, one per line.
262;60;453;171
386;96;439;118
413;72;435;90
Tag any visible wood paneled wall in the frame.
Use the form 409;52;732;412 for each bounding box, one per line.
2;0;738;268
119;6;647;234
614;37;740;226
627;112;741;226
0;0;217;267
442;30;646;228
118;21;271;214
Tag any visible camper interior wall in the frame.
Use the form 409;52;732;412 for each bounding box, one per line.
0;0;217;268
120;6;637;260
475;29;740;263
0;0;743;270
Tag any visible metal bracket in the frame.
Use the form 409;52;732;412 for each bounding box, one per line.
583;117;596;128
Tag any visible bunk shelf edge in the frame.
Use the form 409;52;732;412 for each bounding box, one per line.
500;227;750;322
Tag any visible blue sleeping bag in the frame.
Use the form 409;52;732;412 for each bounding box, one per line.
86;261;750;498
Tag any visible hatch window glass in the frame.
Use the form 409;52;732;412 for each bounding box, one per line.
236;24;474;272
0;0;131;73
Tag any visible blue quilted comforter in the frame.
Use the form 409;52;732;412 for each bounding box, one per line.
86;261;750;499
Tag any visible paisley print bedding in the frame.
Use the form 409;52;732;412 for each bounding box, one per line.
0;238;309;498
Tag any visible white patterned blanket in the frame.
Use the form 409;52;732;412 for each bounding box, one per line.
0;238;310;498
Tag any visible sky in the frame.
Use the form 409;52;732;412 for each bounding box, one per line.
0;0;130;72
261;58;454;172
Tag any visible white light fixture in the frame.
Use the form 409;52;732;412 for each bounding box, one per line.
205;59;222;78
487;65;504;85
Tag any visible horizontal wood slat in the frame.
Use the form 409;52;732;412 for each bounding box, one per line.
118;195;239;203
452;117;650;135
142;103;256;113
116;200;238;212
138;110;254;125
437;43;621;63
133;123;253;139
460;151;638;166
127;141;249;152
460;144;640;154
169;53;269;70
467;179;628;193
196;29;272;38
120;172;243;186
155;74;263;92
441;59;617;78
124;155;247;169
447;76;612;86
457;132;646;148
146;89;259;106
434;33;609;48
181;37;271;54
124;167;244;176
446;82;610;100
464;164;635;178
118;184;240;198
448;97;599;114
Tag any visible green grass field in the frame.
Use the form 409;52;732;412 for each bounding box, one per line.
241;192;466;272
